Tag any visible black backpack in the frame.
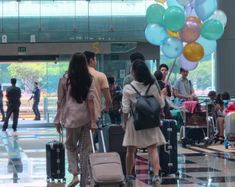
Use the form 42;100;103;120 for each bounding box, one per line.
130;84;161;131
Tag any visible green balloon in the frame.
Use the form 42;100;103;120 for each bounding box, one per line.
201;19;224;40
146;4;165;25
163;6;185;32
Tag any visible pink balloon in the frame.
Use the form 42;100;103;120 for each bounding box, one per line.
179;54;199;71
179;18;201;42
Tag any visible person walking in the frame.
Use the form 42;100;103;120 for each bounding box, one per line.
122;59;167;185
0;84;5;121
54;52;97;187
2;78;21;132
28;82;40;120
83;51;111;120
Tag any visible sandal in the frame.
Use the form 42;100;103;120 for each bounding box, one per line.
67;177;80;187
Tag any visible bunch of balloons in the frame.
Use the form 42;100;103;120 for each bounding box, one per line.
145;0;227;70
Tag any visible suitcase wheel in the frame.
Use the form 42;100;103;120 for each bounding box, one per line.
159;171;166;177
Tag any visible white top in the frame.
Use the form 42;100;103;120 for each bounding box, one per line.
122;80;165;114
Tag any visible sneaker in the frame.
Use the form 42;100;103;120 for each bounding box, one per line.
152;175;162;185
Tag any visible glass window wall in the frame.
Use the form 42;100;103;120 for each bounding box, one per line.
0;0;155;43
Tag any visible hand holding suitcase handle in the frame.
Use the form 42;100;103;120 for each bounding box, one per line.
55;122;64;143
89;129;106;153
55;122;62;134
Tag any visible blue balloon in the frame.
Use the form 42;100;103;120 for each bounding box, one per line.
195;0;217;21
167;0;184;10
145;24;168;46
196;36;217;56
162;37;183;58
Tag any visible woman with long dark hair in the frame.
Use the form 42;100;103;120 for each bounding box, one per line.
54;52;97;187
122;59;167;185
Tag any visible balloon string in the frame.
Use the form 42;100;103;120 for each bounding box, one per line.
166;58;177;81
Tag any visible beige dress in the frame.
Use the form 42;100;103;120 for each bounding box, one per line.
122;80;166;148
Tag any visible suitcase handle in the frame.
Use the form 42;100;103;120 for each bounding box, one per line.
59;125;64;143
89;129;106;153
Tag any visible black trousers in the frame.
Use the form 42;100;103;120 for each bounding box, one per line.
32;101;40;119
3;104;20;130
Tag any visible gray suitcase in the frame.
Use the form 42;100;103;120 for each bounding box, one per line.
89;130;125;187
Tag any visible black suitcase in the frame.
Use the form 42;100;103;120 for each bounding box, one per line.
98;125;127;175
159;119;178;176
46;135;66;183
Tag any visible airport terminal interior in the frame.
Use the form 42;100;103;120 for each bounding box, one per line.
1;0;235;187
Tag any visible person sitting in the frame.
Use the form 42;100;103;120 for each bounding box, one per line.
208;90;217;104
214;92;231;143
214;94;225;143
207;90;217;128
221;91;231;109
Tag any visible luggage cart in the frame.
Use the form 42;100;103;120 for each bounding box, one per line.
181;109;211;147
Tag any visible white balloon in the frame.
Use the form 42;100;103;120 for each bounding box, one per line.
179;55;199;71
209;10;227;28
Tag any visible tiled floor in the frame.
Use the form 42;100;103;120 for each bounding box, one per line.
1;124;235;187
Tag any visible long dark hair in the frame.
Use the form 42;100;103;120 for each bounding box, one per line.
132;59;154;85
66;52;92;103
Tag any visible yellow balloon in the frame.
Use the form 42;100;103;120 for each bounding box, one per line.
167;30;180;38
155;0;166;4
183;42;204;62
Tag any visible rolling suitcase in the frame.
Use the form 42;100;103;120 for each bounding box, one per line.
159;119;178;176
46;132;66;183
89;130;125;187
98;125;127;175
224;112;235;148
